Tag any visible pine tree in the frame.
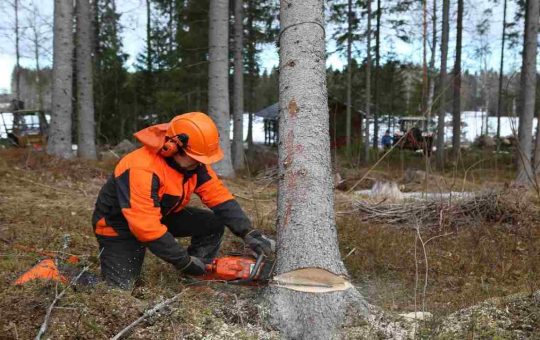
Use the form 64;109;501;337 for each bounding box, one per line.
208;0;234;177
267;2;365;338
76;0;97;159
48;0;74;159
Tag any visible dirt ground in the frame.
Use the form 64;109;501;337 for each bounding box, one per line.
0;148;539;339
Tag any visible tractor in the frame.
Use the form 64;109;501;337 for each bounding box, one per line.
1;100;49;149
393;116;435;156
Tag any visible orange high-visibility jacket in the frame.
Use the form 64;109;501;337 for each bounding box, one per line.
92;124;252;267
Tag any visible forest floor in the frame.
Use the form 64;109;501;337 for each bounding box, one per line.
0;147;539;339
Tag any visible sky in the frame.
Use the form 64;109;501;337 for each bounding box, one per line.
0;0;523;95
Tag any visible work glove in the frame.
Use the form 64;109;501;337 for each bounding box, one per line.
243;230;275;257
178;256;207;276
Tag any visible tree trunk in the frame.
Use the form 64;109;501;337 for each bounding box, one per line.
30;4;44;111
518;0;540;180
363;0;372;163
145;0;154;116
346;0;353;156
232;0;245;170
372;0;380;149
76;0;97;160
48;0;74;159
427;0;437;122
436;0;449;169
267;2;365;338
245;0;255;148
422;0;428;118
208;0;235;177
497;0;507;141
14;0;21;101
451;0;463;160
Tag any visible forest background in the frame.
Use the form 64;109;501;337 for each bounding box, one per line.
0;0;530;146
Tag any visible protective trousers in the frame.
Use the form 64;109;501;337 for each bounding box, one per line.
96;207;224;289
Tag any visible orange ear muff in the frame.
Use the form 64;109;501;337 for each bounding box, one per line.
160;134;189;157
160;138;179;157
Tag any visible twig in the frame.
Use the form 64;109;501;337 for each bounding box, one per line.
12;174;72;194
234;193;274;202
416;227;429;316
342;247;357;260
424;232;454;245
413;230;419;338
35;263;90;340
111;289;190;340
347;132;409;193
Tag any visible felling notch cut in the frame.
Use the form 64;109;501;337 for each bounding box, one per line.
270;268;353;293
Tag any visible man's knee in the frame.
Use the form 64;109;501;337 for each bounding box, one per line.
97;236;146;290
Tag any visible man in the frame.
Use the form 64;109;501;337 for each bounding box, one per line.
92;112;273;289
381;130;393;150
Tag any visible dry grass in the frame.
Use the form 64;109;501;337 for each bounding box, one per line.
0;149;276;339
0;147;538;338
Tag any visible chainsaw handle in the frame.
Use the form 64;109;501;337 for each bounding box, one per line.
229;253;265;285
249;253;265;280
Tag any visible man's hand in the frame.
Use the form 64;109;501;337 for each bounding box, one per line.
244;230;274;256
178;256;207;276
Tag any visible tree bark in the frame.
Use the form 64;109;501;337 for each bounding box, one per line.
372;0;380;149
436;0;449;169
232;0;245;170
13;0;21;102
497;0;507;141
346;0;353;156
245;0;255;148
427;0;437;122
48;0;74;159
451;0;463;160
422;0;428;117
363;0;372;163
76;0;97;160
267;1;365;338
518;0;540;180
426;0;437;120
29;4;44;111
208;0;234;177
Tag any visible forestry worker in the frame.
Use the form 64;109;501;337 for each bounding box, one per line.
91;112;273;289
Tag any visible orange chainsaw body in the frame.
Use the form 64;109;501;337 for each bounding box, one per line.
200;256;257;281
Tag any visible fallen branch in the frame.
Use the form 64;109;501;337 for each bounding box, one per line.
350;190;528;228
111;289;190;340
35;263;90;340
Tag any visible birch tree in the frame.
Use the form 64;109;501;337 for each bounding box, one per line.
76;0;97;160
435;0;449;169
232;0;245;170
47;0;74;159
208;0;234;177
267;1;365;338
517;0;539;181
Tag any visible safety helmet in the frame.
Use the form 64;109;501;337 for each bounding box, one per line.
160;112;223;164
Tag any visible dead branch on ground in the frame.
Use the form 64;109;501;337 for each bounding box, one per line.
348;190;534;228
111;289;190;340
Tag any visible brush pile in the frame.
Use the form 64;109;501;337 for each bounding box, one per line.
351;189;537;228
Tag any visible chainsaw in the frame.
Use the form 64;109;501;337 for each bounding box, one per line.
197;253;274;285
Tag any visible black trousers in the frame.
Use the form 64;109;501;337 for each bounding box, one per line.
96;207;224;289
